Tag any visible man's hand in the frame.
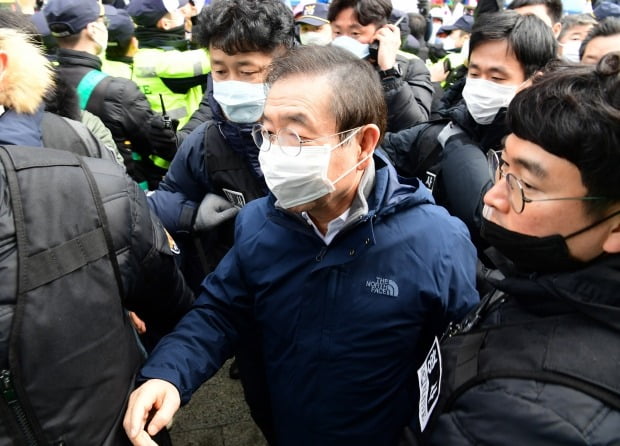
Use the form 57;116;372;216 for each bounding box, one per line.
193;193;239;232
128;312;147;335
148;115;179;160
429;60;449;83
372;24;401;70
123;379;181;446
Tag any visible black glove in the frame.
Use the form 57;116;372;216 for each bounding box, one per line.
193;193;240;232
148;114;179;161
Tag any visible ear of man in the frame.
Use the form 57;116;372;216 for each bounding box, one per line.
356;124;380;170
602;208;620;254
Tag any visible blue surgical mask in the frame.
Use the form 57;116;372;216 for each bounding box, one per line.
331;36;369;59
212;80;267;124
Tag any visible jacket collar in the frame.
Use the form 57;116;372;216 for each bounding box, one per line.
495;254;620;330
57;48;102;71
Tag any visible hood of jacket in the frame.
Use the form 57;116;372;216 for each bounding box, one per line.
0;108;43;146
367;152;435;219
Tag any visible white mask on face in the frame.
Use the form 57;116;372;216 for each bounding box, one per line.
300;31;332;46
213;80;267;124
440;36;456;51
91;22;108;55
561;40;582;63
258;128;367;209
462;77;518;125
330;36;370;59
460;38;470;58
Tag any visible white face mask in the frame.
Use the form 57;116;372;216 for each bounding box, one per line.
440;36;456;51
330;36;369;59
91;22;108;55
462;77;518;125
300;31;332;46
561;40;582;63
213;80;267;124
460;38;470;58
258;128;367;209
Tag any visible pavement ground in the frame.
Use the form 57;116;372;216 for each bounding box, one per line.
169;359;268;446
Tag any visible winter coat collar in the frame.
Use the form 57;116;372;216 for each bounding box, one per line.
493;254;620;331
57;48;102;71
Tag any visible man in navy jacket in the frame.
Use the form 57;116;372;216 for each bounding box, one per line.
123;45;478;446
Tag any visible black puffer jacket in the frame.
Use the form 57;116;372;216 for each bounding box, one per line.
56;49;176;189
429;255;620;445
0;145;194;445
379;54;434;133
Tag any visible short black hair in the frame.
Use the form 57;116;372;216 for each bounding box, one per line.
407;12;427;40
506;0;563;24
266;45;387;142
469;11;557;78
580;17;620;60
327;0;392;27
507;52;620;212
193;0;295;54
558;13;597;41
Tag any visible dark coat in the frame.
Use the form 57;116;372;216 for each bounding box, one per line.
429;255;620;445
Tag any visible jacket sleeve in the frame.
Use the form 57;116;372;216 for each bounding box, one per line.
137;239;252;403
438;131;492;241
122;180;195;338
380;125;427;177
103;77;161;157
147;123;210;234
383;56;433;133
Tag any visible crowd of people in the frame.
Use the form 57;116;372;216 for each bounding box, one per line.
0;0;618;445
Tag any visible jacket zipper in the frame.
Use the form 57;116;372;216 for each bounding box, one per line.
1;369;40;446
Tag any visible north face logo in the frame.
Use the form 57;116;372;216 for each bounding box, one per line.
366;277;399;297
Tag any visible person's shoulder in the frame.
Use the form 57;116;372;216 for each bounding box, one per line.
432;377;620;445
179;120;212;152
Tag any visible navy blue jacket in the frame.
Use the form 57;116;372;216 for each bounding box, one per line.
140;155;479;446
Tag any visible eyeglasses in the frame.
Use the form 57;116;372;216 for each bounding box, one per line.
487;149;609;214
251;124;362;157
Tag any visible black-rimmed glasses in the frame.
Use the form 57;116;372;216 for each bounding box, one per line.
487;149;609;214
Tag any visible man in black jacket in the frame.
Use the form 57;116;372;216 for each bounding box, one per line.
327;0;434;133
382;12;557;252
426;52;620;445
44;0;178;190
0;143;194;444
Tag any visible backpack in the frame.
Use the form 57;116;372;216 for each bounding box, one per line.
40;112;110;159
0;145;141;445
380;117;450;192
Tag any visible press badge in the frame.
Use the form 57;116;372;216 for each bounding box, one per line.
417;337;442;431
222;188;246;208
